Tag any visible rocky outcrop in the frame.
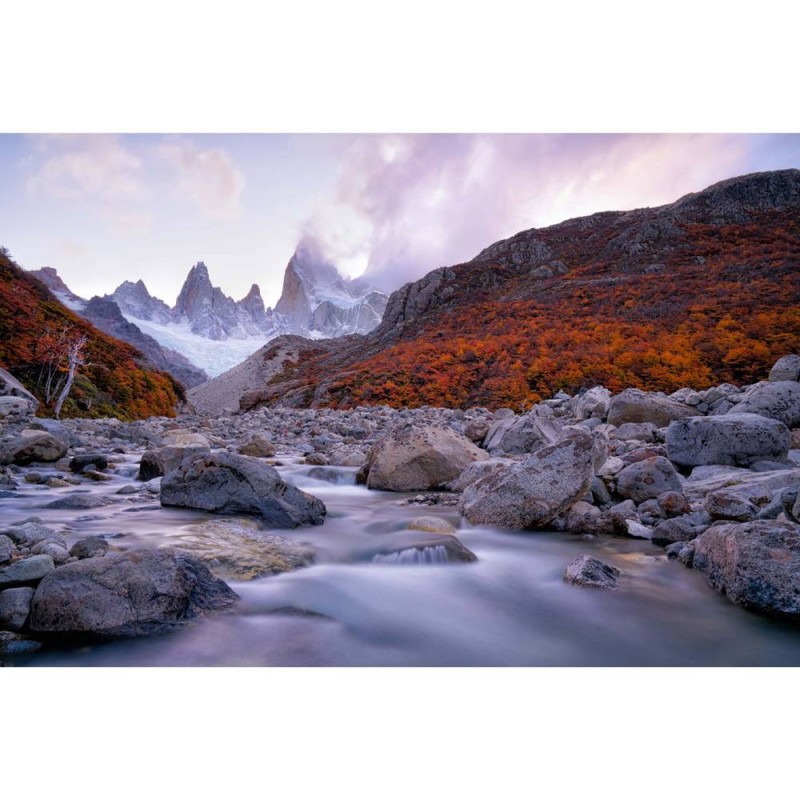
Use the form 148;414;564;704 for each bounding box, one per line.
458;432;595;529
665;413;790;467
364;423;488;492
108;279;172;324
691;520;800;620
160;452;326;527
29;549;238;639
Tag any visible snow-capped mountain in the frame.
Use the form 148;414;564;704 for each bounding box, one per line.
111;279;172;324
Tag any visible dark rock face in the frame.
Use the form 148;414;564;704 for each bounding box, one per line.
563;555;621;589
691;520;800;620
29;549;238;639
666;413;791;468
161;452;326;527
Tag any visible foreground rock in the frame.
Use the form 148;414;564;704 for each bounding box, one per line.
0;431;67;465
367;532;477;564
691;520;800;620
161;452;326;527
615;456;682;503
29;549;238;639
735;381;800;428
138;440;211;481
458;432;595;529
364;423;488;492
563;555;621;589
666;413;790;467
769;355;800;383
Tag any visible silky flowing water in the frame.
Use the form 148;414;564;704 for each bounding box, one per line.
4;454;800;666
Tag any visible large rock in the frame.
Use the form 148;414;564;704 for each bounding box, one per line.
29;549;238;639
161;452;326;527
0;431;67;465
0;396;36;418
458;432;595;529
483;407;563;454
237;433;276;458
563;555;621;589
0;587;35;631
607;388;701;428
665;413;790;467
769;355;800;383
366;532;477;564
138;442;211;481
365;423;488;492
0;555;55;589
615;456;682;503
569;386;611;421
735;381;800;428
0;367;39;412
691;520;800;620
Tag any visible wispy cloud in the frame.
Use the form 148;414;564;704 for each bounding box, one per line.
156;138;245;220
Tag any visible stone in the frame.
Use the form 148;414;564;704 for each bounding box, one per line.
614;422;657;442
30;541;71;564
483;407;563;454
735;381;800;428
463;417;491;443
665;413;790;467
691;520;800;620
1;431;67;465
651;515;705;547
161;451;326;527
657;491;692;518
607;388;701;428
45;494;116;510
0;396;36;417
0;587;35;631
569;386;611;421
615;456;682;503
0;631;42;655
769;355;800;383
0;367;39;412
448;458;513;492
563;555;621;589
406;516;457;534
598;456;625;477
237;433;276;458
137;442;210;481
70;537;110;560
0;534;14;565
367;532;477;564
69;453;109;473
704;491;759;522
0;555;55;589
365;423;488;492
29;549;238;639
160;519;314;581
458;432;595;529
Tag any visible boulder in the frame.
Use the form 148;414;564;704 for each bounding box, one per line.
483;407;562;454
607;388;701;428
70;537;110;560
406;516;457;534
704;491;759;522
45;494;116;510
367;532;477;564
651;515;705;548
463;417;491;444
448;458;513;492
137;442;211;481
365;423;488;492
735;381;800;428
161;452;326;527
665;413;790;467
29;549;238;639
0;396;36;418
237;433;276;458
0;555;55;589
0;431;67;465
563;555;621;589
0;587;35;631
614;422;657;442
615;456;682;503
458;432;595;529
69;453;109;473
0;534;14;565
0;367;38;412
769;355;800;383
569;386;611;421
691;520;800;620
657;491;691;518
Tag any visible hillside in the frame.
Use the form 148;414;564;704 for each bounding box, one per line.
191;169;800;412
0;249;182;419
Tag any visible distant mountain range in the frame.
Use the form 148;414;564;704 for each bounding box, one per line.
30;242;389;382
188;169;800;413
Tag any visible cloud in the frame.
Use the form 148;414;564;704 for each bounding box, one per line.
156;139;245;220
26;134;144;202
306;134;753;290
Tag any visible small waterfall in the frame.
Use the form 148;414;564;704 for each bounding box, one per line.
372;545;450;565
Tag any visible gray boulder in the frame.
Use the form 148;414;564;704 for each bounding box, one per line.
138;442;210;481
0;396;37;418
448;458;513;492
0;587;35;631
365;423;488;492
458;432;595;529
69;453;109;473
692;520;800;620
0;367;39;412
0;534;14;565
237;433;276;458
483;406;562;454
666;413;790;467
0;555;55;589
29;549;238;639
161;452;326;527
569;386;611;421
0;431;67;465
607;388;701;428
704;491;759;522
563;555;621;589
615;456;682;503
735;381;800;428
70;537;110;560
769;355;800;383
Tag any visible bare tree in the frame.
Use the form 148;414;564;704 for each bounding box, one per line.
53;334;89;419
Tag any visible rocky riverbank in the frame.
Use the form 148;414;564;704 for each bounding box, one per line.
2;356;800;661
